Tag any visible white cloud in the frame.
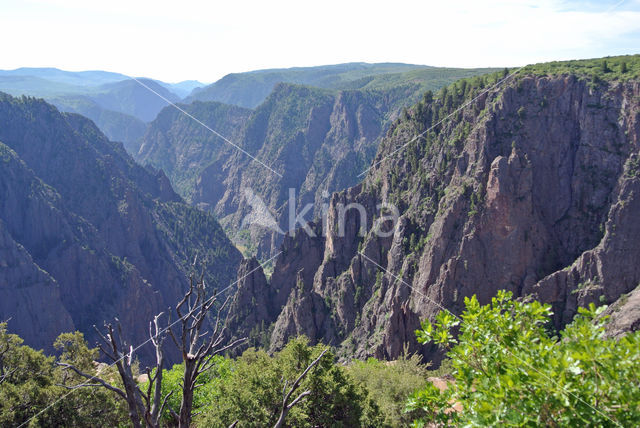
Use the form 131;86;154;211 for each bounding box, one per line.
1;0;639;82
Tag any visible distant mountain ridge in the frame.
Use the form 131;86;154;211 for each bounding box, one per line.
0;67;129;93
0;67;203;97
185;62;499;108
161;80;205;98
0;63;495;152
83;78;181;122
47;94;147;149
0;67;205;149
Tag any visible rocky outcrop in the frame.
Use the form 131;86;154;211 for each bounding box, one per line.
224;257;273;348
0;218;74;352
136;101;251;200
196;84;420;258
225;222;325;349
235;69;640;361
139;82;444;259
602;284;640;338
0;94;242;360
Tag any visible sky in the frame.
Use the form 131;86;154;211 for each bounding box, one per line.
1;0;640;83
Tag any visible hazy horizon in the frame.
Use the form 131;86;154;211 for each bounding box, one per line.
2;0;640;82
0;61;495;85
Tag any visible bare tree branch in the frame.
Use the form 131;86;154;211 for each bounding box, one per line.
287;390;311;409
170;274;247;428
158;390;174;419
57;362;127;399
146;312;168;427
54;270;246;428
273;348;329;428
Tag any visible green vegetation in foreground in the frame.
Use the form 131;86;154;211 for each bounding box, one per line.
2;291;639;427
0;325;435;427
346;353;431;427
0;325;127;427
193;337;383;427
158;338;441;427
408;291;640;427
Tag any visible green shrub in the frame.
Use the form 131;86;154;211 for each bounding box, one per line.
347;353;430;427
408;291;640;427
146;356;232;425
0;325;126;427
196;337;383;427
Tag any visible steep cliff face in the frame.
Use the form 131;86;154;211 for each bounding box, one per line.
231;64;640;360
202;84;389;258
135;101;251;200
50;95;147;152
0;146;75;350
0;94;242;357
139;82;424;258
224;222;325;349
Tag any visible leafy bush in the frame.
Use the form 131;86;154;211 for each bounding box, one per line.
408;291;640;427
196;336;383;427
346;353;429;427
147;356;232;425
0;325;126;427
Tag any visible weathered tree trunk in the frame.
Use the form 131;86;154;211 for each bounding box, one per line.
273;348;328;428
168;274;248;428
57;319;169;428
178;357;196;428
57;272;246;428
119;361;144;428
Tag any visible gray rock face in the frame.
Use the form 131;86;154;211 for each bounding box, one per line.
601;284;640;338
0;218;74;351
225;222;326;350
198;84;419;259
139;83;428;259
135;101;251;200
0;93;241;360
233;74;640;361
224;257;273;348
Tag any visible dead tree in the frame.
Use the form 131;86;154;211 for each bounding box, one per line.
273;348;328;428
58;314;170;428
57;273;246;428
168;274;247;428
144;313;172;427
